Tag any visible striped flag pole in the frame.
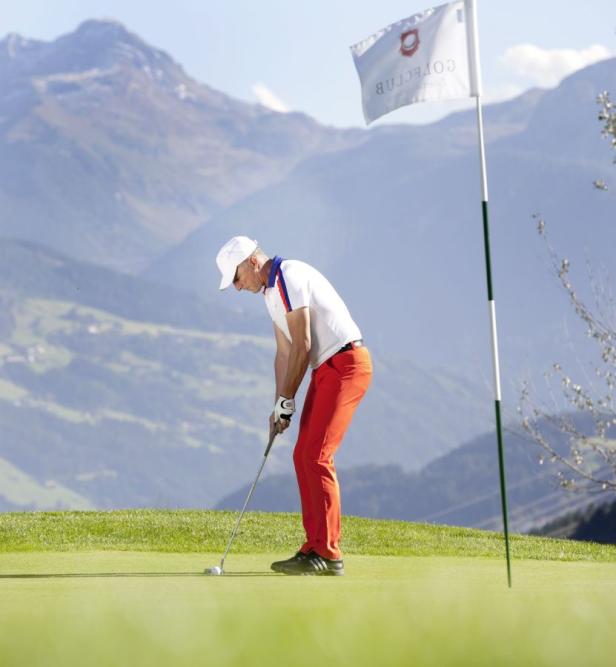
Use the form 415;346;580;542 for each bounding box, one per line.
466;0;512;588
350;0;512;586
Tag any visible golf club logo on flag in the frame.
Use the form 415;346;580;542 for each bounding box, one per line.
400;29;420;57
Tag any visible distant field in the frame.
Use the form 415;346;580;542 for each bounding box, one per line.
0;511;615;666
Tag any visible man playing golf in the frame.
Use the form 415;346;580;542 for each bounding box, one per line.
216;236;372;576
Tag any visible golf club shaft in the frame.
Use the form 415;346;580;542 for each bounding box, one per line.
219;429;277;570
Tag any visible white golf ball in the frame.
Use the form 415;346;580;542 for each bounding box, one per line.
206;566;222;576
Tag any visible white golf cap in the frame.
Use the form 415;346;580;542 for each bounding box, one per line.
216;236;258;290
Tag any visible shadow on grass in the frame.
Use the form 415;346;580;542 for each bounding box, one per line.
0;571;279;579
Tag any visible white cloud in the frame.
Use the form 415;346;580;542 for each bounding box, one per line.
251;82;290;113
501;43;613;88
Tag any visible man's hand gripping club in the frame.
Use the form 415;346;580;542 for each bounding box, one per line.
271;396;295;434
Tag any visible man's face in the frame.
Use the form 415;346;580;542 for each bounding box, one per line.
233;257;262;293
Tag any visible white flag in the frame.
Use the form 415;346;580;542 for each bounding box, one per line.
350;1;479;124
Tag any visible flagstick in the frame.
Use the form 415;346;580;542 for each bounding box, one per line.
351;0;513;587
468;0;512;588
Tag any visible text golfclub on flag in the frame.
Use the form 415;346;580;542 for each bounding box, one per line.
351;0;513;588
350;0;480;124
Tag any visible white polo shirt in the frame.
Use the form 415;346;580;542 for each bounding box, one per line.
263;256;362;369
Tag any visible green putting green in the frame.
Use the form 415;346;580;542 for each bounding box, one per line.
0;551;615;666
1;511;615;666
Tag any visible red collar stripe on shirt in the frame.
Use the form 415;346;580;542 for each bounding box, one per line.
276;269;292;312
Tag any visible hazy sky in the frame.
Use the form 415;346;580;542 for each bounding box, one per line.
3;1;615;127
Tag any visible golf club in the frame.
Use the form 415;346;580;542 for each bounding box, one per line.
204;426;278;576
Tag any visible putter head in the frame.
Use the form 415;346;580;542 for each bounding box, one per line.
204;565;223;576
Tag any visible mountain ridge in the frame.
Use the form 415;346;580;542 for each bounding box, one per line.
0;19;366;272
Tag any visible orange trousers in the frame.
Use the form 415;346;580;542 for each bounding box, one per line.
293;346;372;560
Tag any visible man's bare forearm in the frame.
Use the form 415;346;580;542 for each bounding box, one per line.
281;344;310;398
274;351;288;400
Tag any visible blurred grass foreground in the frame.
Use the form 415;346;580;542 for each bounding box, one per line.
0;510;615;667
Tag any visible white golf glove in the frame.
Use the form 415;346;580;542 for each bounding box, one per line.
274;396;295;423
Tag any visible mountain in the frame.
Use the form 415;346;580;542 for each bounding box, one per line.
0;240;493;511
0;240;283;510
2;20;614;516
534;496;616;544
0;21;364;272
0;238;269;335
143;85;548;299
144;58;616;394
216;413;613;534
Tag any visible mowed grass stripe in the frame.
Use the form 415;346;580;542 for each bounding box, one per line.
1;509;615;562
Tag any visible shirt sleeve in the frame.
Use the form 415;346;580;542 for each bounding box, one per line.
276;263;310;313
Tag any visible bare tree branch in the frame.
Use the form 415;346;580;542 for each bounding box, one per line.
519;93;616;494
